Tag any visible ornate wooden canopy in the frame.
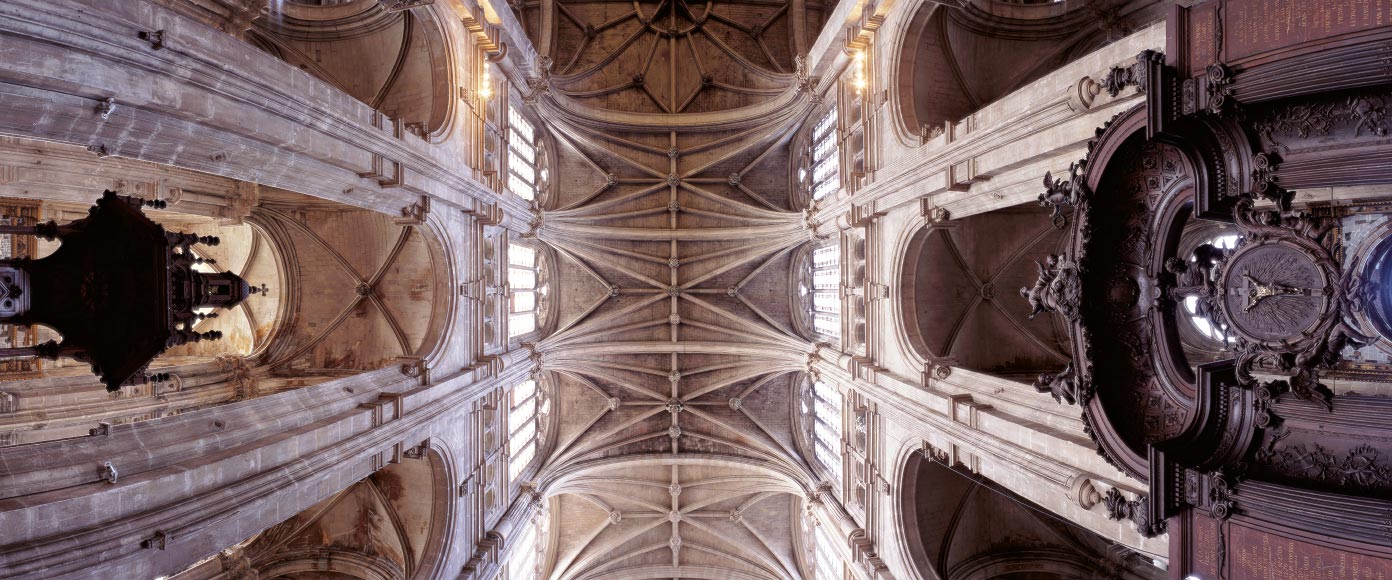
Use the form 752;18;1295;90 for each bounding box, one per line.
0;190;253;390
1020;1;1392;573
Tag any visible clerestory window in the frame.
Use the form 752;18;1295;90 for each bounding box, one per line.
508;244;542;339
504;513;539;580
508;378;540;482
813;518;844;580
811;380;843;486
809;107;841;201
809;244;842;339
508;106;540;201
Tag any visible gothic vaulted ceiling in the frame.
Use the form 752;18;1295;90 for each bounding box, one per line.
514;1;829;578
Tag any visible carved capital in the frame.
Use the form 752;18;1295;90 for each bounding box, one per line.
1102;50;1162;97
1205;62;1235;114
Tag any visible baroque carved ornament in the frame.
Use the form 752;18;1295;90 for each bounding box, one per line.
1211;198;1376;408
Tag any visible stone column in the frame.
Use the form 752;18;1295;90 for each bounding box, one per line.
0;366;420;579
0;0;497;216
0;137;252;220
0;359;236;445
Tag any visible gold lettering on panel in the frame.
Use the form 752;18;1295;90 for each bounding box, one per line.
1229;524;1392;580
1224;0;1392;61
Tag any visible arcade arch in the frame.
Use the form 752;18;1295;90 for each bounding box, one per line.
899;204;1071;382
251;0;455;139
898;451;1163;580
891;1;1105;139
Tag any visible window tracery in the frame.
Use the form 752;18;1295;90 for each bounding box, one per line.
804;379;844;488
808;106;842;202
506;106;548;202
810;516;845;580
507;243;549;340
1360;230;1392;343
507;377;545;482
799;243;843;341
503;509;542;580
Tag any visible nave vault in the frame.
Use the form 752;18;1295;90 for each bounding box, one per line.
1;0;1392;579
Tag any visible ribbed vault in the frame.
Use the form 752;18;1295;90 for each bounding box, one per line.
545;460;806;580
526;0;811;114
530;111;822;578
520;1;827;576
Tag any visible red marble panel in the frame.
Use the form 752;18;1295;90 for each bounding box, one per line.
1187;3;1219;77
1189;513;1221;580
1229;523;1392;580
1225;0;1392;62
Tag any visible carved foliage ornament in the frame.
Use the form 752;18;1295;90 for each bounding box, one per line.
1102;488;1166;538
1101;50;1162;98
523;56;553;103
1254;426;1392;490
794;55;816;95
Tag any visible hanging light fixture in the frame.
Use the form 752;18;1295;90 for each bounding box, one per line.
852;49;868;95
479;63;494;102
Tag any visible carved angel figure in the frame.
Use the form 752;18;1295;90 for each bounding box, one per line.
1165;243;1229;319
1020;255;1082;322
1033;362;1079;405
1039;162;1090;226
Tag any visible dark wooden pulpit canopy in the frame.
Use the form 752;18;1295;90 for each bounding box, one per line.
0;191;254;391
